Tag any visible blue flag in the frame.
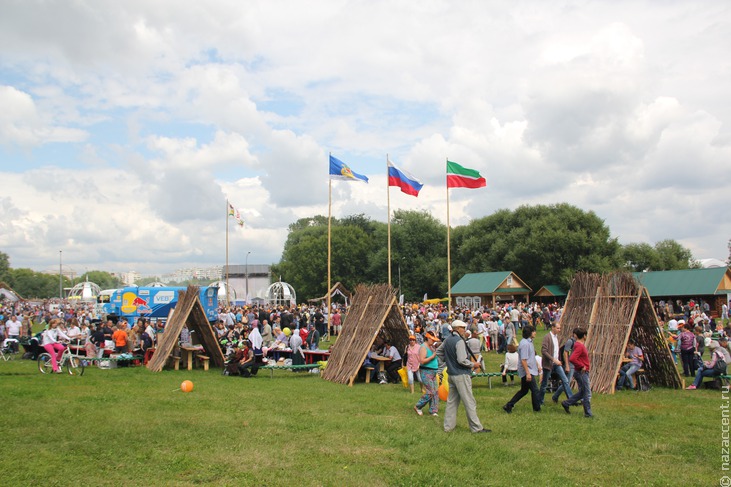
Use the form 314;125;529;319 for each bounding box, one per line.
329;155;369;183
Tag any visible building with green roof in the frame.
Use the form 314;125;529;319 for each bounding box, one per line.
632;267;731;317
450;271;532;309
534;284;567;303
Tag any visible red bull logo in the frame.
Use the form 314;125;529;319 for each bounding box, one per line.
121;292;151;314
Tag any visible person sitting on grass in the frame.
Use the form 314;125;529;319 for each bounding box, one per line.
616;339;644;391
224;343;246;376
687;339;728;390
237;340;259;378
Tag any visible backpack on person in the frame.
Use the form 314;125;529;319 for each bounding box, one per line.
140;332;153;351
559;337;575;367
713;350;727;375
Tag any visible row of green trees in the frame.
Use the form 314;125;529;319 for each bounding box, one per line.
0;253;123;300
1;203;710;302
272;203;702;301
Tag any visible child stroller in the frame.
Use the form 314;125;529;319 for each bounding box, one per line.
0;338;19;355
1;339;18;361
21;333;43;360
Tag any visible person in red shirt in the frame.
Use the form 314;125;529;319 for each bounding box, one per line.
561;328;593;418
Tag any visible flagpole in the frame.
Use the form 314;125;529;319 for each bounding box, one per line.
387;154;392;288
327;154;332;323
225;199;230;305
446;158;452;315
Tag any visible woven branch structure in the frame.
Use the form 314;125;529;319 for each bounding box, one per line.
557;272;683;394
321;283;410;385
146;286;225;372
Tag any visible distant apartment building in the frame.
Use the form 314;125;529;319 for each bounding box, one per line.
163;266;224;283
121;271;141;286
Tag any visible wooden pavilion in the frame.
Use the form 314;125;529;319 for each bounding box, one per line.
557;272;683;394
321;284;409;386
146;286;225;372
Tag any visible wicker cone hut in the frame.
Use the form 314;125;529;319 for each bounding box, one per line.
557;272;683;394
321;284;410;386
146;286;225;372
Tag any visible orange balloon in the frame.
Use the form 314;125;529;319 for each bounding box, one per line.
181;380;194;393
438;384;448;401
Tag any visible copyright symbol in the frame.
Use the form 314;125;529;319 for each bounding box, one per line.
720;475;731;487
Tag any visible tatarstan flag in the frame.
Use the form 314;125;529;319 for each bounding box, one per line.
446;160;486;189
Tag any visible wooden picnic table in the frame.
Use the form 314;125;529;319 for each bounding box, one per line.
369;355;391;374
180;345;204;371
302;349;330;364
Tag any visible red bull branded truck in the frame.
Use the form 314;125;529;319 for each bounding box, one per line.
100;286;219;324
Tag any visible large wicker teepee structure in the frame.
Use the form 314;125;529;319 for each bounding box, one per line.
558;272;683;394
321;284;410;386
146;286;225;372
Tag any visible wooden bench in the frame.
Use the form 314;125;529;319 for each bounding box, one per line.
259;363;321;378
364;366;375;384
615;368;650;391
197;355;210;371
169;356;181;370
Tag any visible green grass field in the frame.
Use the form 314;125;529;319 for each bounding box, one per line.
0;336;721;487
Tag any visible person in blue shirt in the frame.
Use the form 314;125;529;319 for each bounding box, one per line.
503;325;541;413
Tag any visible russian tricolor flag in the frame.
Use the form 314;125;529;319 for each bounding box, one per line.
387;159;423;197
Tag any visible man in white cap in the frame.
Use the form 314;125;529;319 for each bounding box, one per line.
436;319;490;434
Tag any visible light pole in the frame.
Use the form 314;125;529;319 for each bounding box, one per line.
245;251;251;304
398;257;406;304
397;261;401;297
59;250;63;299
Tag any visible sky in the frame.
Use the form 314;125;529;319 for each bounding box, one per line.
1;0;729;277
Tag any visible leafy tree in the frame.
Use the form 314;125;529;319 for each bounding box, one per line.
273;211;447;301
76;270;123;290
10;268;66;299
389;210;447;300
653;239;700;270
0;251;10;283
621;243;661;272
452;203;621;290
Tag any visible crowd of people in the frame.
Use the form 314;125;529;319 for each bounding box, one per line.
2;294;729;433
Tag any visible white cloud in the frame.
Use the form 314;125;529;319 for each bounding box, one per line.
0;0;729;277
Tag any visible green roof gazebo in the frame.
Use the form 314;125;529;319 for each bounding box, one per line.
450;271;532;309
534;284;567;303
